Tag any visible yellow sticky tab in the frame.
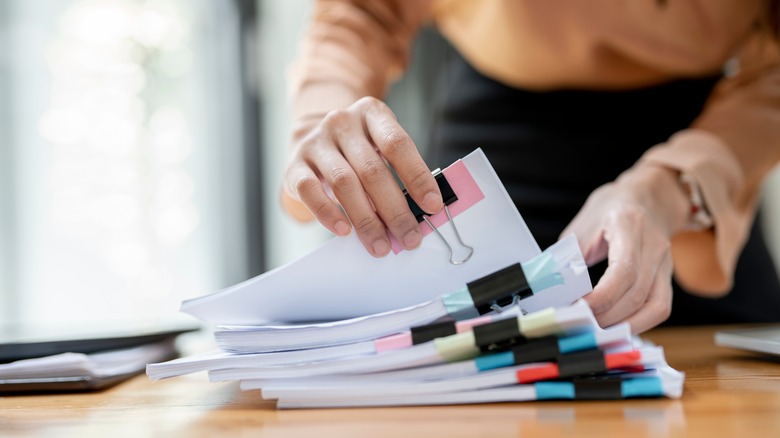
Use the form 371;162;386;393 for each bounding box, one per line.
434;332;481;362
518;308;559;338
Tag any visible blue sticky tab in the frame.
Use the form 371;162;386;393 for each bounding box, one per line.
475;351;514;371
622;377;664;398
558;332;597;354
442;287;478;316
535;382;576;400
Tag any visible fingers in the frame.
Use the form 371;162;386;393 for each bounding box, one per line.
279;187;316;222
624;254;673;334
566;176;676;332
585;209;644;319
560;187;611;266
284;97;441;257
308;143;394;258
361;98;443;215
585;208;668;329
332;109;423;251
285;161;351;237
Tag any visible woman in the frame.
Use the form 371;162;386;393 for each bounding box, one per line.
280;0;780;332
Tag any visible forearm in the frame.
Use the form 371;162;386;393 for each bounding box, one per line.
289;0;432;122
638;35;780;295
281;1;442;255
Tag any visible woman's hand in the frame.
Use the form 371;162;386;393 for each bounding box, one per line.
560;165;691;333
281;97;444;258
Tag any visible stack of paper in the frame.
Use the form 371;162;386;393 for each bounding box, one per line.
2;339;177;392
148;299;684;408
147;149;685;408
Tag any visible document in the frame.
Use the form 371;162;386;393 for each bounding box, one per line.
147;148;687;409
273;367;685;409
211;235;590;353
181;149;590;325
1;339;177;392
256;346;664;400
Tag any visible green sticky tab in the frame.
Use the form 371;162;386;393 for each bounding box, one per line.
434;332;481;362
518;308;558;338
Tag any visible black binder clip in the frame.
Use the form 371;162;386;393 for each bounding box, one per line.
490;294;527;315
403;169;474;265
467;263;531;315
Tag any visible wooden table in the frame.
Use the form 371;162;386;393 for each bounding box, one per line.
1;325;779;438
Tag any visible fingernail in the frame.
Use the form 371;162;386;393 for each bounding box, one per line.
334;220;351;236
372;239;390;257
402;229;422;250
423;192;442;214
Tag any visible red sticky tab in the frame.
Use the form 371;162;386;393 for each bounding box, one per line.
516;363;559;383
604;350;642;369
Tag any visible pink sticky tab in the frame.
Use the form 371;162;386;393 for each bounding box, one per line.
374;333;413;353
454;315;493;333
390;160;485;254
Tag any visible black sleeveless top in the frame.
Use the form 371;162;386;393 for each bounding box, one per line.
428;51;780;325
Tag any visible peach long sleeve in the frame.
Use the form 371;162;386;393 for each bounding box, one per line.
288;0;780;295
639;38;780;294
289;0;433;120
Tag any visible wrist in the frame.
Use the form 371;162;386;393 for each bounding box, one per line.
618;165;692;236
677;172;714;231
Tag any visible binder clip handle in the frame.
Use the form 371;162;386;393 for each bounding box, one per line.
404;169;474;265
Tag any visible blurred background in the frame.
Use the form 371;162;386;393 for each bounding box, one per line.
1;0;779;326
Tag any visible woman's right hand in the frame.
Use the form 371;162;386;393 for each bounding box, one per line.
281;96;444;258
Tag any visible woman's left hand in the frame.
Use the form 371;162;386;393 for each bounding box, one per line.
560;165;691;333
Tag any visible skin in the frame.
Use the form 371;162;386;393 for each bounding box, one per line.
281;97;692;333
561;165;690;333
282;97;443;258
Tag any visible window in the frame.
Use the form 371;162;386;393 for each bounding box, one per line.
0;0;264;324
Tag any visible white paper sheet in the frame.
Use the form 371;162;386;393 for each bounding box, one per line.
0;340;175;380
181;148;591;325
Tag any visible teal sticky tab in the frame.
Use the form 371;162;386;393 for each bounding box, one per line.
442;287;477;316
535;382;576;400
475;351;514;372
558;332;597;354
522;252;565;293
522;252;554;281
622;378;664;398
527;273;565;293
